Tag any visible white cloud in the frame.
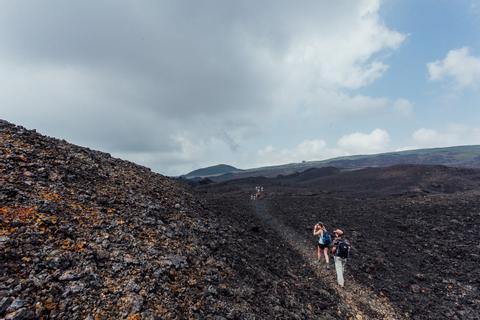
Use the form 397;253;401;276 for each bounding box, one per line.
113;132;239;176
257;139;345;166
256;125;480;169
393;98;414;116
412;129;456;147
256;128;391;166
427;47;480;89
412;125;480;148
337;129;390;154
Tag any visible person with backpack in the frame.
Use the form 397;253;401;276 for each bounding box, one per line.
313;222;332;267
331;229;351;287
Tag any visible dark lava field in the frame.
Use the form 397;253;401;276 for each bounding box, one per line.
197;165;480;320
1;118;479;320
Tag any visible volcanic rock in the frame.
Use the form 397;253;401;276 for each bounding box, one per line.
1;120;345;319
197;163;480;319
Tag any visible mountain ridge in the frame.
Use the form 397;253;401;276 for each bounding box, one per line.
182;164;242;179
185;145;480;181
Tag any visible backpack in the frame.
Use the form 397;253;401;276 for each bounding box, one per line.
335;240;350;259
322;230;332;245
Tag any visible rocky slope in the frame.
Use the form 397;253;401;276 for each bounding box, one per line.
0;119;221;319
0;120;351;319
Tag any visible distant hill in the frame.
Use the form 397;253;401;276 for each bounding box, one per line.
191;145;480;182
182;164;243;179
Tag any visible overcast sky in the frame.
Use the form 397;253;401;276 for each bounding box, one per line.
1;0;479;175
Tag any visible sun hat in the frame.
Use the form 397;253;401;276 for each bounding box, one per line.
334;229;344;236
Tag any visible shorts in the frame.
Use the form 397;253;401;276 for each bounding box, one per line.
317;243;330;250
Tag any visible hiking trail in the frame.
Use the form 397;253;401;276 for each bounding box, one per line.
252;199;406;320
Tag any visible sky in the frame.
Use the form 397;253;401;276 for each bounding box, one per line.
0;0;479;176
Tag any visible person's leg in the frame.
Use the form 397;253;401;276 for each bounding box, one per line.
317;245;321;261
334;257;344;287
323;248;330;264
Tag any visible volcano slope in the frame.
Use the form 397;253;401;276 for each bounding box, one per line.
1;120;356;320
197;165;480;320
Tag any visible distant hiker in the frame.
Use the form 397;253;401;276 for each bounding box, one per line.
313;222;331;267
255;185;264;199
331;229;351;287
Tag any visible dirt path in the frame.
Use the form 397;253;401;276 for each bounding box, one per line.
253;199;406;320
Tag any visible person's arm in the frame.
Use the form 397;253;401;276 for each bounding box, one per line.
313;225;321;235
331;240;337;254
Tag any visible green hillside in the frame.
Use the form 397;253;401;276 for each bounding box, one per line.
183;164;243;179
188;145;480;181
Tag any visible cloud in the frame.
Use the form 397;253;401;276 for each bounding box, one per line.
392;98;414;116
337;129;390;154
257;128;391;166
256;124;480;169
412;125;480;148
114;132;237;176
257;139;346;166
0;0;404;175
427;47;480;89
412;129;455;147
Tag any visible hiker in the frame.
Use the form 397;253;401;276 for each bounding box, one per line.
331;229;351;287
313;222;331;267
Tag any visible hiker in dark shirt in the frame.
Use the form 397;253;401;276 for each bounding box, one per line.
331;229;351;287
